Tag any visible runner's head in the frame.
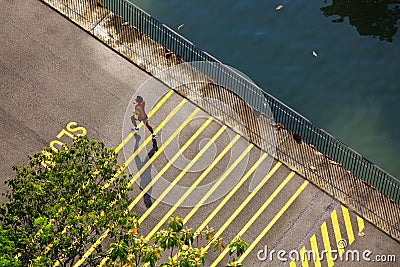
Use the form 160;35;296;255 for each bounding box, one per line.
135;95;143;104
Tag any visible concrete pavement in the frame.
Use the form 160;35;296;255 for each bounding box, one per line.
0;0;398;266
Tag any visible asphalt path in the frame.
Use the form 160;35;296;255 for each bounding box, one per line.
0;1;398;266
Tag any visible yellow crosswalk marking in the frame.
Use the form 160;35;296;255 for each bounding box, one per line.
125;101;190;189
72;107;199;267
126;115;211;211
341;206;355;245
141;125;227;225
331;210;344;256
286;207;366;267
321;221;334;267
234;180;309;264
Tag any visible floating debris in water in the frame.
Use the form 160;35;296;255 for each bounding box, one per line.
312;50;318;57
276;5;284;11
178;24;184;31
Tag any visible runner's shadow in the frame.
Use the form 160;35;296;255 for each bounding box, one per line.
134;134;158;208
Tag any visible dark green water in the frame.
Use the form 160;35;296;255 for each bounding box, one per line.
132;0;400;178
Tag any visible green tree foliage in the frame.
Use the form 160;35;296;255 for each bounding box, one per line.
227;236;248;261
105;216;247;267
0;136;133;266
0;226;21;267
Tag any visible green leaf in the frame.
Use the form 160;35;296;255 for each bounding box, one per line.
168;216;183;232
227;236;248;258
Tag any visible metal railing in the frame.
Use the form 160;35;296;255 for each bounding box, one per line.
42;0;400;241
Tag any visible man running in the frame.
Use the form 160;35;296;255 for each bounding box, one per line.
131;96;157;139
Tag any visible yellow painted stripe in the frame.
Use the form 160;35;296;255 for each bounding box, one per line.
71;107;199;267
341;206;355;245
300;246;309;267
290;261;297;267
144;134;243;240
195;161;281;238
115;89;174;153
310;234;321;267
320;222;334;267
234;180;309;264
184;152;268;225
331;210;344;256
357;216;364;233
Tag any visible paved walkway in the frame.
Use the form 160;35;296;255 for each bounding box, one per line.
0;0;398;266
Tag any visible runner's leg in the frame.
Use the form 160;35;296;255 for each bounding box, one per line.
145;121;154;134
131;115;137;127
